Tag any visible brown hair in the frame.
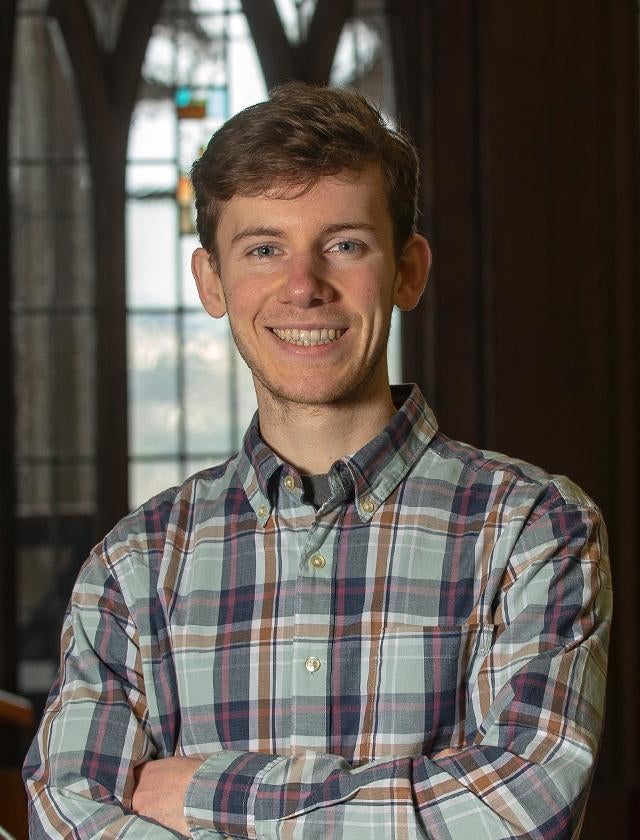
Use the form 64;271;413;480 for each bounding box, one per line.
191;82;420;261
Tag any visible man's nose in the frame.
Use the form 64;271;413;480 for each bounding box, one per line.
277;254;334;307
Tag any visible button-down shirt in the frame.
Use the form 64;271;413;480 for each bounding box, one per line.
24;385;611;839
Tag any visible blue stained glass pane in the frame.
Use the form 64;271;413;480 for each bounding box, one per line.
176;86;192;108
208;88;227;118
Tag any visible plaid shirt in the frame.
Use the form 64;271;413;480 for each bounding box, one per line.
24;385;611;839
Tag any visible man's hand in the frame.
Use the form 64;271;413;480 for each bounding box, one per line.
132;756;204;836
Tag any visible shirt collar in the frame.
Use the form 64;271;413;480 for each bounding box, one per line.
236;384;438;523
235;420;282;525
339;384;438;520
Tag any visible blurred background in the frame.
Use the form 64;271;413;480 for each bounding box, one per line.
0;1;637;838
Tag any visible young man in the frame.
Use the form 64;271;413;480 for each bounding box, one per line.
24;84;611;839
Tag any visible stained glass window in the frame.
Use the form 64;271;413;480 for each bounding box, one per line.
126;0;264;508
127;0;400;510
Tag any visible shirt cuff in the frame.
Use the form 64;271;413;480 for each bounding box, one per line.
184;750;285;839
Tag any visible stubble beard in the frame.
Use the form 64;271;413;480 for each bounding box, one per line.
227;315;393;418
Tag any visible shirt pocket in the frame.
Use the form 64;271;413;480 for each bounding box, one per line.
357;622;494;761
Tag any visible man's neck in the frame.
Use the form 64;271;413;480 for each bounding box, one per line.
255;386;398;475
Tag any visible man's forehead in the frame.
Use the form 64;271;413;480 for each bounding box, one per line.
219;166;387;224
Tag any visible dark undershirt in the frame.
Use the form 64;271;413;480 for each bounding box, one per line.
300;473;332;509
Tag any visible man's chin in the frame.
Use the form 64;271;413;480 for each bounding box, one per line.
258;383;355;409
253;369;383;411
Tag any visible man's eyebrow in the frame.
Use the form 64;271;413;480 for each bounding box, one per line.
322;221;379;236
231;226;284;245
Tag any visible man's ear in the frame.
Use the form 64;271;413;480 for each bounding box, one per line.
393;234;431;311
192;247;227;318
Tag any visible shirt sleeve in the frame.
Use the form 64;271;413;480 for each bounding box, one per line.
22;551;224;839
182;496;611;840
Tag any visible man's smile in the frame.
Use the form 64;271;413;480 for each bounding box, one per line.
270;327;345;346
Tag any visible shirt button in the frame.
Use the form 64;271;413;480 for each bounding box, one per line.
257;504;267;518
305;656;321;673
361;497;375;514
284;475;295;491
310;553;326;569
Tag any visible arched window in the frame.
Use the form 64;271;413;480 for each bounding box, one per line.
9;0;402;699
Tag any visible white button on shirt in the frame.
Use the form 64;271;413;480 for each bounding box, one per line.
310;554;326;569
361;497;375;514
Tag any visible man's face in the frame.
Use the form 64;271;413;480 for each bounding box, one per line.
193;166;427;410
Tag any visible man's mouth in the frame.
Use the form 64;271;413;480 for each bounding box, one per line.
271;328;344;346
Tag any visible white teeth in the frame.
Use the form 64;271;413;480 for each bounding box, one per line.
272;328;343;346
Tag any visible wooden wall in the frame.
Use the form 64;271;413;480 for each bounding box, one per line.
391;1;639;835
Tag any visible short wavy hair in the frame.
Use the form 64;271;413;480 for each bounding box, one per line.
191;82;420;261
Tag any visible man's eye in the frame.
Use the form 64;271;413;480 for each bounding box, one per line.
329;240;361;254
250;244;279;258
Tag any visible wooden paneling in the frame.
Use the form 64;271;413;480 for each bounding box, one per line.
481;0;611;494
390;1;639;834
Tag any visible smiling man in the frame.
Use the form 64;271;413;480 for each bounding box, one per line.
24;84;611;840
191;164;427;473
